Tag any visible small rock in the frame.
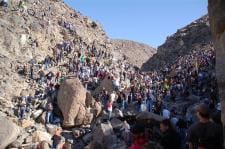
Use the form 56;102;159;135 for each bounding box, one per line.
110;118;123;129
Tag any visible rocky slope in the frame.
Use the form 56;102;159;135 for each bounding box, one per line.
141;15;212;71
0;0;109;101
0;0;157;102
111;39;156;68
0;1;156;147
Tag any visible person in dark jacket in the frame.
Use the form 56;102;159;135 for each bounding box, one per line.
159;119;181;149
187;104;223;149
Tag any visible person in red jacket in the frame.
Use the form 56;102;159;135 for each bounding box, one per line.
130;124;147;149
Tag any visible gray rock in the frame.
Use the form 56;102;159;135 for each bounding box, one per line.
93;123;116;148
136;111;163;122
110;118;123;129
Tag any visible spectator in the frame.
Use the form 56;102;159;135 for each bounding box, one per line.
159;119;181;149
187;104;223;149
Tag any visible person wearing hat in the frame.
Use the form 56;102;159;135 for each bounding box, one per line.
187;103;223;149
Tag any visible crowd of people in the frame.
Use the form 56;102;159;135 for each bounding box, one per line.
1;1;223;149
15;37;223;149
96;44;223;149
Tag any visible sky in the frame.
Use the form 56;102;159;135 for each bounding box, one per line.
64;0;208;48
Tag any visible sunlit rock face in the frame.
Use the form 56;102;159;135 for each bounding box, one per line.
208;0;225;140
141;15;212;72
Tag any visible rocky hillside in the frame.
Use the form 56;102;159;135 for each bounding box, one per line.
111;39;156;68
141;15;212;71
0;0;110;101
0;0;157;102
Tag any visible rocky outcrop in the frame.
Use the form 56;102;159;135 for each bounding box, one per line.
141;15;212;71
57;78;102;127
111;39;156;68
0;0;109;103
208;0;225;142
57;78;86;127
0;117;20;148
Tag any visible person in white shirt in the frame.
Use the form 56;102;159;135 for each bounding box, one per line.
162;109;171;119
110;91;116;103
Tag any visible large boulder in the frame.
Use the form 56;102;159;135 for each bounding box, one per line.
0;117;20;148
58;78;86;127
58;78;101;127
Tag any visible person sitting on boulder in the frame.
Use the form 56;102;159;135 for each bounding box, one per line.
45;102;61;125
0;0;8;7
